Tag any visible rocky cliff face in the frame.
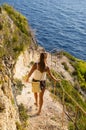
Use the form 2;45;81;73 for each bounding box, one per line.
0;57;19;130
0;4;36;130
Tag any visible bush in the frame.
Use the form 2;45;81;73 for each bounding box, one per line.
30;61;34;65
12;36;18;42
63;51;76;61
18;103;29;129
0;4;32;60
16;122;22;130
14;79;24;95
62;62;69;71
3;4;29;36
72;70;77;76
18;103;28;122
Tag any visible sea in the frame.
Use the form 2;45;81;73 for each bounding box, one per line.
0;0;86;61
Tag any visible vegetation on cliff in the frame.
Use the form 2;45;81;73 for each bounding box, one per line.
0;4;33;60
48;52;86;130
63;52;86;92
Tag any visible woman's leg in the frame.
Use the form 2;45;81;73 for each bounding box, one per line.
34;92;38;106
37;88;45;114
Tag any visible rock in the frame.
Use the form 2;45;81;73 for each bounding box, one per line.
0;98;5;112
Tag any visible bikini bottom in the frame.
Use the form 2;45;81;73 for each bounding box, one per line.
33;79;46;90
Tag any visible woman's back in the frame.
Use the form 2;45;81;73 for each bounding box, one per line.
33;63;47;81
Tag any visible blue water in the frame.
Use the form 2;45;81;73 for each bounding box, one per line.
0;0;86;60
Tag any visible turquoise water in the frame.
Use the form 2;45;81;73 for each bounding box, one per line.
0;0;86;60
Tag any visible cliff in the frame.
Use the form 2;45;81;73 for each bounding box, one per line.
0;4;86;130
0;4;36;130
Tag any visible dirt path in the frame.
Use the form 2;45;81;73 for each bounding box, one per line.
16;82;68;130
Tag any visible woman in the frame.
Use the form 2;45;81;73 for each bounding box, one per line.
26;52;60;115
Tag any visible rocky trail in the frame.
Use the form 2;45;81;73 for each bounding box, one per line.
16;82;68;130
14;50;72;130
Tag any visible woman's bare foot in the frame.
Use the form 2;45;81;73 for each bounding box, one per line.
36;110;41;115
34;102;38;107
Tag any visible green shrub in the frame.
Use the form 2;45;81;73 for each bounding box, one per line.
16;121;26;130
0;48;5;57
61;80;86;110
68;122;74;130
3;4;29;36
63;51;76;61
16;122;22;130
12;36;18;42
30;61;34;65
11;98;15;105
14;79;24;95
18;103;29;130
18;103;28;122
77;113;86;130
77;61;86;75
0;4;32;60
74;61;86;91
62;62;69;71
72;70;78;76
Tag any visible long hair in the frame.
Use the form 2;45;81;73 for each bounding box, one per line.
39;53;47;72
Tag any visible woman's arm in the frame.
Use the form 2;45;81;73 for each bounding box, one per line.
26;63;36;82
47;67;60;82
